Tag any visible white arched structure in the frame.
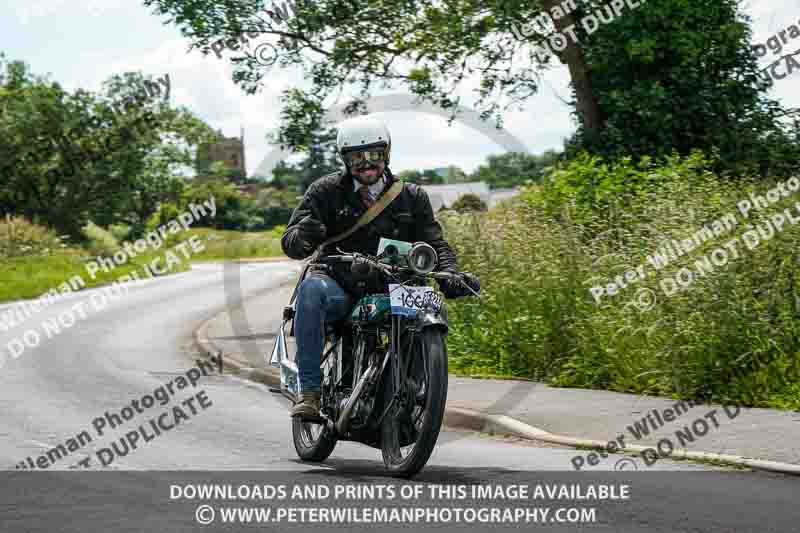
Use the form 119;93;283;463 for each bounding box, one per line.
254;93;530;177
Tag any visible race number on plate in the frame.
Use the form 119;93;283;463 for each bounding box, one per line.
388;285;443;316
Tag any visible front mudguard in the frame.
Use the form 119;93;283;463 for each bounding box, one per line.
412;301;449;334
369;304;448;448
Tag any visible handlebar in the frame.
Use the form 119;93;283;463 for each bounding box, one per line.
310;252;460;280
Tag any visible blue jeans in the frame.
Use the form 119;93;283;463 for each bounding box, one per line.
294;273;353;394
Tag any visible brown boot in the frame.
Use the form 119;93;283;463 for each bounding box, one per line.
290;392;321;419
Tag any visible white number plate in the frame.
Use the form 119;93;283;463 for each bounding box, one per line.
389;284;443;316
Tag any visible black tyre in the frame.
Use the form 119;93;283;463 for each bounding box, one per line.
380;328;448;477
292;417;337;462
291;336;340;462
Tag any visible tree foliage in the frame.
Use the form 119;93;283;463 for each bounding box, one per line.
0;55;218;240
470;151;560;189
143;0;799;179
396;169;447;185
141;0;554;145
568;0;800;178
267;126;340;192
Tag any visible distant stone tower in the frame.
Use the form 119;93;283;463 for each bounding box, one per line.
197;127;247;183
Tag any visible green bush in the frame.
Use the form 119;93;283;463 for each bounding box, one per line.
0;215;67;258
146;202;182;231
451;194;488;213
444;151;800;409
109;224;131;242
82;221;121;258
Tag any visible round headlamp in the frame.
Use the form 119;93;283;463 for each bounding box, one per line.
408;242;438;275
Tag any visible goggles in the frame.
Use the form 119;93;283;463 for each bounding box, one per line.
343;148;388;169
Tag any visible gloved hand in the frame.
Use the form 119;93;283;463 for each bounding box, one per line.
296;215;327;250
438;272;481;299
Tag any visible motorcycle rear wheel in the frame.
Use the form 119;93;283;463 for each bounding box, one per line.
380;328;448;477
292;417;337;462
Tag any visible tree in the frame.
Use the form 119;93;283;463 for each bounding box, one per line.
269;160;303;189
0;55;218;240
142;0;598;142
420;169;446;185
256;186;296;229
267;127;340;192
566;0;799;178
182;180;264;230
397;169;447;185
444;165;469;183
143;0;799;178
296;126;339;191
396;169;423;184
470;151;560;189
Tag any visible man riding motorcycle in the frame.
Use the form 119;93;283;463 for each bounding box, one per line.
281;114;480;419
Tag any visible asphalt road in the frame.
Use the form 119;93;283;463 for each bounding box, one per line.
0;262;797;532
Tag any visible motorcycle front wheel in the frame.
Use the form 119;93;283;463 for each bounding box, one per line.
380;328;448;477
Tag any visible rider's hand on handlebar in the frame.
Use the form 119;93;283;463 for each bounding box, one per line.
438;271;481;299
297;216;327;250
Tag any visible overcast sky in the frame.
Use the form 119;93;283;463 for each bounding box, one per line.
2;0;798;176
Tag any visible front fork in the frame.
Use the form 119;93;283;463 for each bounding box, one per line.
376;315;417;427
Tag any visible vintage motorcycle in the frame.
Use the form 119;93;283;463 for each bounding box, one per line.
269;239;478;477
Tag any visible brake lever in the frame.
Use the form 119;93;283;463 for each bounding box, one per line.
460;280;482;298
450;272;482;299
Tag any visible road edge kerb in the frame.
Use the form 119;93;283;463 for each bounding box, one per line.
191;281;800;477
444;407;800;476
192;269;301;388
193;300;282;389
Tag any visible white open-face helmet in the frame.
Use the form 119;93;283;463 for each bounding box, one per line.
336;114;392;169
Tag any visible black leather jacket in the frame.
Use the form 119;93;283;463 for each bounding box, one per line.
281;168;458;297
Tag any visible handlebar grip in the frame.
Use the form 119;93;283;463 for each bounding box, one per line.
350;258;372;276
317;254;354;264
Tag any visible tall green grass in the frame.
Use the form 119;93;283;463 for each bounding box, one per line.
443;151;800;409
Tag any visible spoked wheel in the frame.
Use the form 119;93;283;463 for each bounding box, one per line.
291;336;339;462
381;328;448;477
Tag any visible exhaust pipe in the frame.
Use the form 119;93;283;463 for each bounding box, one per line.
335;365;377;435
